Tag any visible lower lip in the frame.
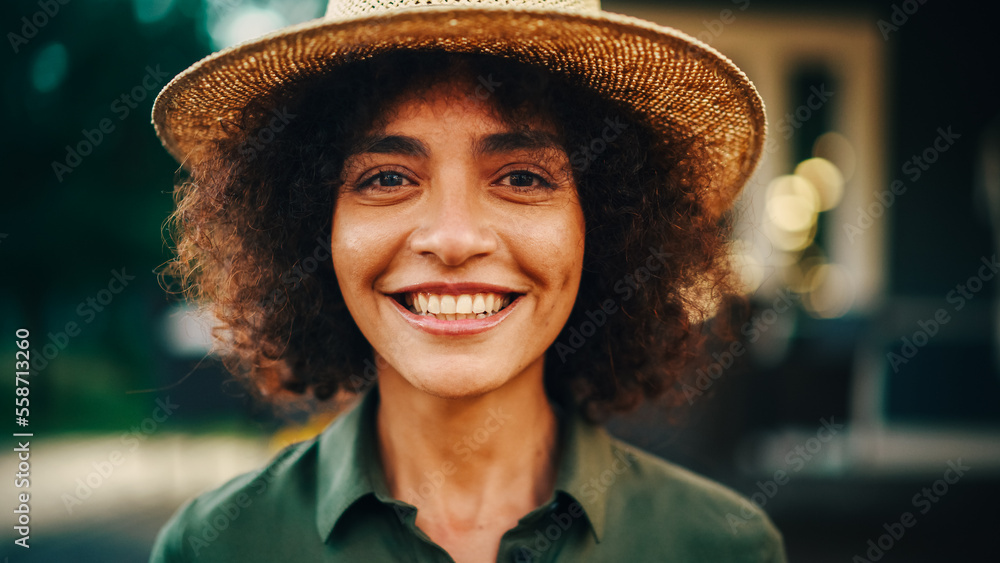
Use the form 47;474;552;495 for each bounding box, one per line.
387;295;521;336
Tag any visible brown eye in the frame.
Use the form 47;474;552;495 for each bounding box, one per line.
499;170;552;191
356;169;414;191
372;171;406;187
509;172;536;187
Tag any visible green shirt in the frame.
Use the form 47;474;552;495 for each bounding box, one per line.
149;387;786;562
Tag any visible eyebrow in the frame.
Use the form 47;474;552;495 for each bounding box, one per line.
344;129;565;160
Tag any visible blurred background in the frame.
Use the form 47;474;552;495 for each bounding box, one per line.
1;0;997;561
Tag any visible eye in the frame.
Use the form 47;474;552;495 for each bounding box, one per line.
356;169;414;191
497;170;553;192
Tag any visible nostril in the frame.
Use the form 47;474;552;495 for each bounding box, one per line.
407;215;499;266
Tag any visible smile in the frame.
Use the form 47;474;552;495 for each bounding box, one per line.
385;285;524;336
398;292;513;320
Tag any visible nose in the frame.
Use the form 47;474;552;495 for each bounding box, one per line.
408;181;498;266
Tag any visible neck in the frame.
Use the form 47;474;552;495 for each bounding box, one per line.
375;360;559;527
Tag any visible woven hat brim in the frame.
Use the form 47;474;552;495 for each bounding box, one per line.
151;6;766;216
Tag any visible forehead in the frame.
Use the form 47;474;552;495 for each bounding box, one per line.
385;76;559;133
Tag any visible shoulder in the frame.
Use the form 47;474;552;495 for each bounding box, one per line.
598;435;786;562
149;438;319;562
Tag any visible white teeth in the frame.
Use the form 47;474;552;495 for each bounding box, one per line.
456;294;473;314
405;291;513;320
440;295;457;314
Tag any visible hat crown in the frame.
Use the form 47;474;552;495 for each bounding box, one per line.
326;0;602;19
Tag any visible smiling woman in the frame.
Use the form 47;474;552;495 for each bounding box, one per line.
149;1;784;562
333;75;586;404
163;51;732;419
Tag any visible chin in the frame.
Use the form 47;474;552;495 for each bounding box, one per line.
398;358;515;400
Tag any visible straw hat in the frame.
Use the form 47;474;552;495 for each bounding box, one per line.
151;0;765;216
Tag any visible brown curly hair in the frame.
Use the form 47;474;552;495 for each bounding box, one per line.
161;49;740;422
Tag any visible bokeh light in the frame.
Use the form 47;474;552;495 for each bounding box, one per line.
802;262;854;318
730;240;766;293
133;0;176;23
783;254;827;294
765;219;817;252
795;157;844;211
766;174;820;233
31;42;69;93
812;131;857;182
208;6;289;49
160;303;215;357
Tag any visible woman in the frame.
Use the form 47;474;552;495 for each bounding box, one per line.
150;0;784;561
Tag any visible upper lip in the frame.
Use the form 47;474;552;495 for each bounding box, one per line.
386;282;524;295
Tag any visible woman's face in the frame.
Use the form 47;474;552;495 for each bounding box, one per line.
331;78;586;399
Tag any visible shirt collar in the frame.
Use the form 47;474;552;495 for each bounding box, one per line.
315;386;614;544
549;400;614;542
314;386;387;543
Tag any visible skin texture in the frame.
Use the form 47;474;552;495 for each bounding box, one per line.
330;79;586;562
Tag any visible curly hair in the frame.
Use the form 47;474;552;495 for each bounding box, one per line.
161;49;740;422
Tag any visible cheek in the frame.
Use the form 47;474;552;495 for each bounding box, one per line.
549;202;586;284
330;203;410;304
568;205;587;278
514;201;586;293
329;209;355;285
330;206;380;299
